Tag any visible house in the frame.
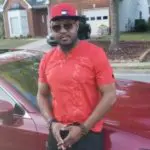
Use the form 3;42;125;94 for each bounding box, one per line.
3;0;48;38
3;0;110;38
119;0;150;32
51;0;110;37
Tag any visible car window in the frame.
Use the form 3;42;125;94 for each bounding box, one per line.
0;55;42;111
0;87;15;107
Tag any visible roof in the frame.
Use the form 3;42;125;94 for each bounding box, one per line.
2;0;49;10
26;0;48;8
8;3;25;10
0;50;44;65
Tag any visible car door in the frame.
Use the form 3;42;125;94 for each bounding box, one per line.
104;80;150;150
0;86;39;150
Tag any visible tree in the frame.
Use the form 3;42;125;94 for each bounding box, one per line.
0;0;4;38
109;0;120;51
0;0;4;4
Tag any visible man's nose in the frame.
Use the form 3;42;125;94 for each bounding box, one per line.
59;25;67;33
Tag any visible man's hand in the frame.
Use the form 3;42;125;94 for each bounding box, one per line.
58;125;83;149
51;122;66;150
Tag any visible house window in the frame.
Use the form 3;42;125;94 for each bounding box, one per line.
10;17;20;35
86;17;89;21
103;16;108;20
91;17;95;21
21;16;29;35
97;16;101;20
11;3;20;9
148;0;150;5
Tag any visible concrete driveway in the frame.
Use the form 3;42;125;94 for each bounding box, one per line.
17;38;51;52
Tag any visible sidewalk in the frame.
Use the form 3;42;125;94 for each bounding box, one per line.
17;38;50;51
111;62;150;68
111;62;150;73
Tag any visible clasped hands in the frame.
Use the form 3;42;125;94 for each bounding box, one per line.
51;122;83;150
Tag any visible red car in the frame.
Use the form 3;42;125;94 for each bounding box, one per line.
0;50;150;150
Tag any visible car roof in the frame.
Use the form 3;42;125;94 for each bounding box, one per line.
0;49;149;87
0;49;44;65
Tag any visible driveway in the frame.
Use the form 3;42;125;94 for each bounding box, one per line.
17;38;51;52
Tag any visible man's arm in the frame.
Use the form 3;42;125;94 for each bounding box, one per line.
37;82;53;121
37;82;67;149
83;83;116;130
61;83;116;148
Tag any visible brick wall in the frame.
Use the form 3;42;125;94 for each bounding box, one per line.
27;9;35;37
3;11;9;38
53;0;109;13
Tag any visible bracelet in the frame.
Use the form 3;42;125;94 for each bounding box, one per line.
72;122;89;136
47;118;57;131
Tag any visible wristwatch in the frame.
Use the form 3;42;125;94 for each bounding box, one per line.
72;122;89;136
47;118;57;130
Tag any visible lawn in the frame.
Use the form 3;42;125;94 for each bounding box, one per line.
99;32;150;41
0;38;37;49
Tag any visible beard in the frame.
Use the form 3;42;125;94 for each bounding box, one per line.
58;37;79;53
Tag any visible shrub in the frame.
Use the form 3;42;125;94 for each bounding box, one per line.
134;19;148;32
97;24;109;37
27;34;32;38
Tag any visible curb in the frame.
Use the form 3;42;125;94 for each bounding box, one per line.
111;62;150;69
113;68;150;73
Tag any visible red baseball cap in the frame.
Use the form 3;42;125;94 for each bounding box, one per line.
49;3;80;21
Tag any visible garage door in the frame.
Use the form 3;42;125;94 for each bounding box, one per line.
82;8;109;37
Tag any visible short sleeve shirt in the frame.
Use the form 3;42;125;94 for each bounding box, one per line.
38;40;115;132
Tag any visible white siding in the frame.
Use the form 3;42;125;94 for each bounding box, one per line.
138;0;149;21
119;0;138;32
119;0;149;32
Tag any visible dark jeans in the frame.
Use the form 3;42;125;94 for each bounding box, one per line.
47;130;104;150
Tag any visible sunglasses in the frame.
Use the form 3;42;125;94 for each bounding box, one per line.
51;22;74;33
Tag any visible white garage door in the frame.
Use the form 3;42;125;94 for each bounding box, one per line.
82;8;109;37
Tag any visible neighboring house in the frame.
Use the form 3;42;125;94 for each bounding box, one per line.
52;0;110;37
3;0;48;38
3;0;110;38
119;0;150;32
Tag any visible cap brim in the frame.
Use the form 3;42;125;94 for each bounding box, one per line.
51;16;81;21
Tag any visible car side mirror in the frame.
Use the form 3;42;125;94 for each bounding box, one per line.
0;100;14;125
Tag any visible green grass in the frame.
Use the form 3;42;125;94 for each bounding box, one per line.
0;38;37;49
98;32;150;41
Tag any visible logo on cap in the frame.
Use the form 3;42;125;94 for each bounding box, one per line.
61;10;68;15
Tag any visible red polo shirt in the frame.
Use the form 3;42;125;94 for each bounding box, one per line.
38;40;115;132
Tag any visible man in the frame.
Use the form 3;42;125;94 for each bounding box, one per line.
37;3;116;150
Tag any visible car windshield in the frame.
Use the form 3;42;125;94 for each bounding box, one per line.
0;54;42;111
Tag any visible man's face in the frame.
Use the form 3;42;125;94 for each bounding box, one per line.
50;19;79;46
